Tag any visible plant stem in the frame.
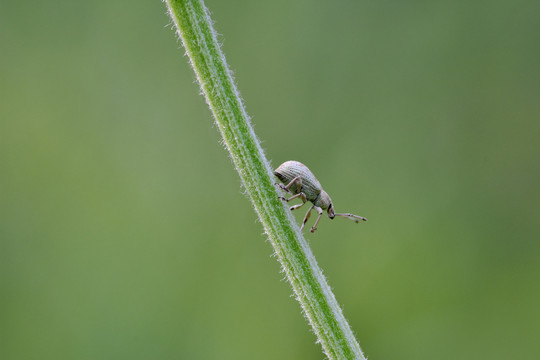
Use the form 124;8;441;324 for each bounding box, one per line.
163;1;366;358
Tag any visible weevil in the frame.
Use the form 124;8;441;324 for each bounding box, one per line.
274;160;367;233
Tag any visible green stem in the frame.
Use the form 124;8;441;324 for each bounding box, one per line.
164;1;366;358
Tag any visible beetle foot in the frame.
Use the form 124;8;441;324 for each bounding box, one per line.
310;227;317;233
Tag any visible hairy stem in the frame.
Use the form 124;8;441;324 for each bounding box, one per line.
164;1;366;358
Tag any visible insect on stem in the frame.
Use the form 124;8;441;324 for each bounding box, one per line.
274;160;367;233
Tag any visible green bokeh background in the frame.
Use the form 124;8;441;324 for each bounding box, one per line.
2;1;539;359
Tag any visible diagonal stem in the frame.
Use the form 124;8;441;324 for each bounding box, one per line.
163;1;366;358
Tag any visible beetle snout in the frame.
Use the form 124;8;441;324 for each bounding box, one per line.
328;204;335;219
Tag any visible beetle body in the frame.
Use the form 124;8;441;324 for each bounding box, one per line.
275;161;323;203
274;160;367;233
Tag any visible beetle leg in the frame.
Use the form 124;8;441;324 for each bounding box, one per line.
289;193;307;211
279;192;307;211
275;182;291;193
283;176;302;194
301;205;314;231
334;213;368;223
310;206;324;233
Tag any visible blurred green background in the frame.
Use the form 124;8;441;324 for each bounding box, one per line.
1;0;539;359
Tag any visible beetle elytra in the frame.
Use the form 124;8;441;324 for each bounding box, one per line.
274;160;367;233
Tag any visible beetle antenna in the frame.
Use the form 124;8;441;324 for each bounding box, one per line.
333;213;367;223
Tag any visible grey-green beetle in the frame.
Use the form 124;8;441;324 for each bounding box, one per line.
274;160;367;233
